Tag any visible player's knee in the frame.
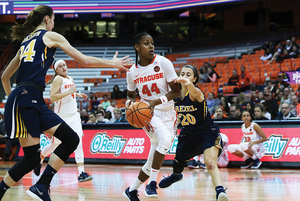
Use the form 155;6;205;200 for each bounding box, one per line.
173;159;185;173
54;122;79;153
205;158;217;170
228;144;237;153
156;139;172;155
240;143;250;152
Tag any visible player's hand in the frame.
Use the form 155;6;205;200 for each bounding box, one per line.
112;51;133;71
78;93;88;100
68;85;77;94
144;99;158;116
248;142;254;147
125;99;133;109
173;77;192;86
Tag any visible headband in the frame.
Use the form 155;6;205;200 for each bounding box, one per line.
53;59;66;71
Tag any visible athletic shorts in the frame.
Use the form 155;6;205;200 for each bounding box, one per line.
5;85;63;139
175;125;223;162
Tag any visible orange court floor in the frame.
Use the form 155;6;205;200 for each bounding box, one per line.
0;161;299;201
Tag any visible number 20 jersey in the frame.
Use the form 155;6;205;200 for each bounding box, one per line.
174;91;214;133
16;29;56;89
127;55;178;111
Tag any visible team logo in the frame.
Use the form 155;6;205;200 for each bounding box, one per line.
154;66;160;72
21;89;28;95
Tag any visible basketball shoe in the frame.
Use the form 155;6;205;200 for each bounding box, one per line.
187;159;199;169
251;159;262;169
123;187;140;201
144;181;158;198
217;191;230;201
78;172;93;182
26;184;51;201
240;158;253;169
159;173;184;188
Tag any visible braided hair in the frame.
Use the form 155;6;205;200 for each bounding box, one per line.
132;33;150;66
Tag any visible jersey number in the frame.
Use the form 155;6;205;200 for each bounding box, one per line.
179;113;196;126
20;39;36;62
142;83;161;96
244;137;251;142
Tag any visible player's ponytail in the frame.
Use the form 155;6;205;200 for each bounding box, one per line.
11;5;53;41
132;33;150;66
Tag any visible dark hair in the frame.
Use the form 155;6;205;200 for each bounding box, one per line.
254;105;263;112
180;65;199;84
132;33;151;66
12;5;53;41
242;110;251;118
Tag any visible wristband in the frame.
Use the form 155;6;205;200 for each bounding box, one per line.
159;95;168;104
125;100;132;108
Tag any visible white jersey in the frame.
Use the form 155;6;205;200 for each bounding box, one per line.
53;75;77;115
242;122;262;143
127;55;178;111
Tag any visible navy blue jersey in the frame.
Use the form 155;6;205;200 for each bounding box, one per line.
16;29;56;89
174;91;215;133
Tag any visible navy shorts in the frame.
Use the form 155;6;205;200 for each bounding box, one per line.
175;125;223;162
4;85;63;139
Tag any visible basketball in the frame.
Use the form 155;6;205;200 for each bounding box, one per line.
126;102;152;128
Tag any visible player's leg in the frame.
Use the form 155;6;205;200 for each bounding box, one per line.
228;143;253;168
75;136;92;182
250;144;265;168
0;136;41;200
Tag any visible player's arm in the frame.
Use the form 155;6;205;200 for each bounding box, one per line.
250;124;268;146
43;31;132;70
76;93;88;100
1;51;20;96
173;77;204;102
50;77;77;102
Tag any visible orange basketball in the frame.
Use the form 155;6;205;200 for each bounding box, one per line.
126;102;152;128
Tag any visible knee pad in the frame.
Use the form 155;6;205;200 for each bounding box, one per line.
8;144;40;182
142;162;151;176
156;136;172;155
240;143;250;152
173;158;185;174
227;145;236;153
53;122;79;162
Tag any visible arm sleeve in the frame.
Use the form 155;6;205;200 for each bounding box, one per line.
161;57;178;82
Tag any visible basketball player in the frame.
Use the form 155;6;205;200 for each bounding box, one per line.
189;133;229;169
0;5;130;201
227;110;267;169
158;65;230;201
123;33;180;200
33;59;93;182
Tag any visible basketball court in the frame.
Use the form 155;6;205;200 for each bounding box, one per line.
0;161;299;201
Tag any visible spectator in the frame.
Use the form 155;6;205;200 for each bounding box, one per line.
264;91;278;119
111;85;125;99
289;95;300;117
261;102;272;120
291;36;300;49
284;39;292;53
95;110;110;123
211;89;222;114
289;45;299;59
260;48;272;61
253;105;269;120
96;103;104;113
238;92;245;106
110;108;127;123
104;111;112;121
227;69;239;86
106;99;117;119
87;113;96;123
198;65;208;83
246;102;255;119
206;66;219;83
276;102;296;120
206;92;215;112
279;87;291;111
90;96;100;113
275;89;284;106
240;93;253;112
258;91;264;102
251;90;259;102
284;92;296;105
230;96;239;106
80;109;89;123
101;94;111;110
272;72;291;93
228;104;242;121
238;66;252;92
220;97;230;115
212;106;228;121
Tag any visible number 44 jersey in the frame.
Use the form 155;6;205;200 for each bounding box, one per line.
127;54;178;111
